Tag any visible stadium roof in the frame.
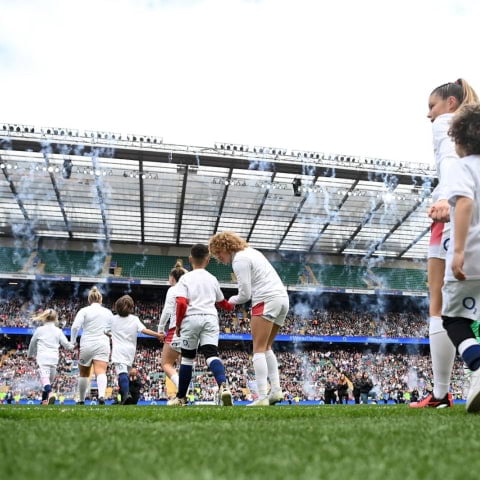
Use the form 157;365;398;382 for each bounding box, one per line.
0;123;437;260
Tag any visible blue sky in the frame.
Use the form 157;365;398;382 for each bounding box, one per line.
1;0;479;165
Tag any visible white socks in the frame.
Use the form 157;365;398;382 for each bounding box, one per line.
265;349;281;392
78;377;89;402
96;373;107;399
429;316;456;399
253;352;269;398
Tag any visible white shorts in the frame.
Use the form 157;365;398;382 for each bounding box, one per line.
179;314;219;351
164;327;181;353
79;340;110;367
169;333;182;354
38;364;56;385
251;296;289;327
428;222;450;260
442;280;480;321
114;363;130;375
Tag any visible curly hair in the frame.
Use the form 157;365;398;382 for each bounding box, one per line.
448;104;480;157
115;295;134;317
208;231;248;258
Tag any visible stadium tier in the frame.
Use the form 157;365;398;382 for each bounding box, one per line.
0;247;427;291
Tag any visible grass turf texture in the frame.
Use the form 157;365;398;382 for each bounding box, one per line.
2;405;480;480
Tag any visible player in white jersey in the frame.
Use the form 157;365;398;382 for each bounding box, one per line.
158;261;187;394
440;104;480;412
209;231;289;406
167;244;234;406
70;286;113;405
411;79;479;409
27;308;75;404
111;294;163;404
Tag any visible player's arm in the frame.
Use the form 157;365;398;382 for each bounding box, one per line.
158;291;173;333
27;331;38;358
70;309;85;344
229;258;252;305
59;331;75;351
452;195;473;281
141;328;165;341
216;299;234;311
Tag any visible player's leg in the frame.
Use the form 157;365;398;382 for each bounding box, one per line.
265;299;288;405
442;280;480;412
38;364;52;404
161;340;181;389
168;348;195;405
428;257;455;402
92;359;109;404
411;224;455;409
77;363;92;404
249;312;274;406
199;316;232;406
48;365;57;404
168;317;197;405
115;363;131;404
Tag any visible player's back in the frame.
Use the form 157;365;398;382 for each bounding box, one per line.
177;269;223;317
73;303;112;344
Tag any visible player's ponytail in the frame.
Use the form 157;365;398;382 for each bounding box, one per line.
88;286;103;304
170;260;187;282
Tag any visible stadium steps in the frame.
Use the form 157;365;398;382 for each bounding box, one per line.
102;255;112;276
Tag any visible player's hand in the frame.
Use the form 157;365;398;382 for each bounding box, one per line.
452;251;466;281
157;332;165;343
428;199;450;223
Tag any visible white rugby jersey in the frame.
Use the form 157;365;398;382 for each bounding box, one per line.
28;322;73;365
175;268;224;317
158;284;180;331
110;314;146;365
229;247;288;306
446;154;480;281
432;113;457;203
71;302;113;345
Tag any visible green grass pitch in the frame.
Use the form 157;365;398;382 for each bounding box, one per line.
2;404;480;480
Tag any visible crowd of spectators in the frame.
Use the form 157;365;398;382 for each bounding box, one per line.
1;295;453;404
1;297;428;338
0;338;467;403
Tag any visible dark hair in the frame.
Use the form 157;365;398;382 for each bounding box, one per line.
190;243;209;262
431;78;479;109
170;260;187;282
115;295;134;317
448;104;480;156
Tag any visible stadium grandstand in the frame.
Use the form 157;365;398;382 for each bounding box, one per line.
1;122;457;405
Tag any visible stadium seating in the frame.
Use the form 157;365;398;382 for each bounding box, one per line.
40;250;105;276
0;247;30;273
0;247;428;291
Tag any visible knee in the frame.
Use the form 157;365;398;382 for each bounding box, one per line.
442;316;475;347
199;344;218;360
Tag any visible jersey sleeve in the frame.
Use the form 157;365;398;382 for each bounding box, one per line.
229;257;252;304
158;287;174;332
135;316;147;333
27;330;39;357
